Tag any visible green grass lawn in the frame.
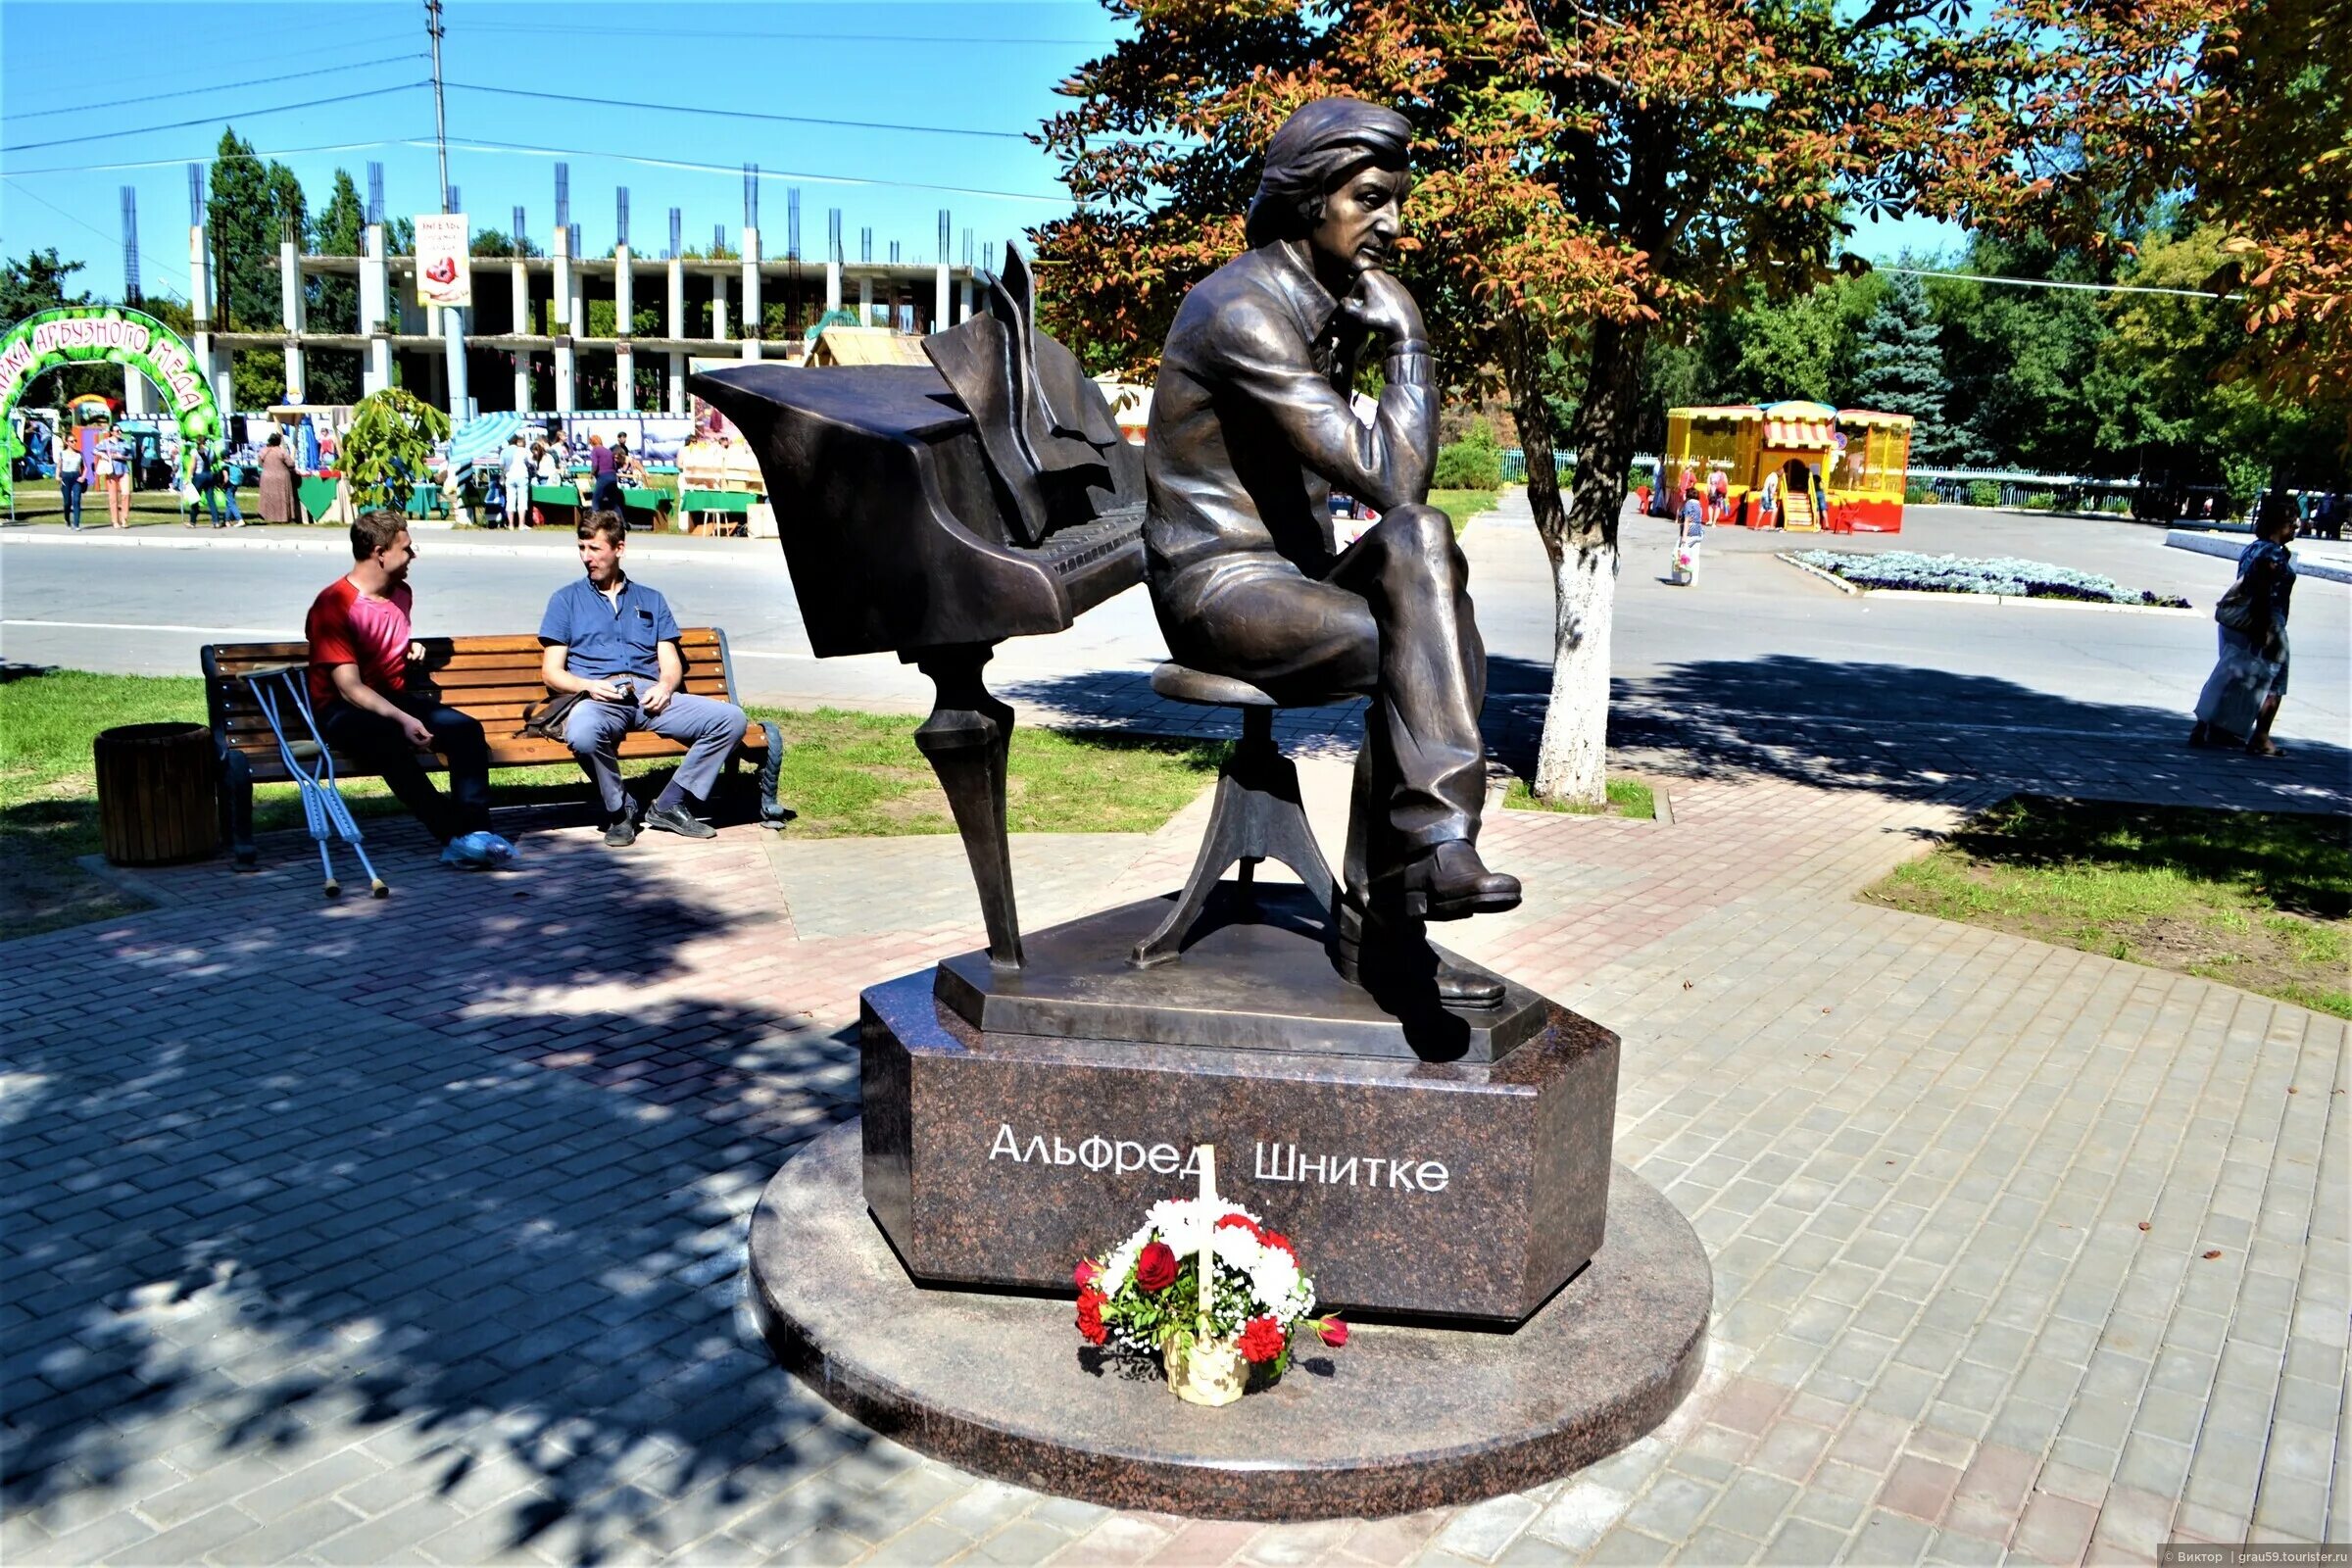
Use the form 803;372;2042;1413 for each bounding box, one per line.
0;669;1226;940
1502;776;1657;819
7;476;239;527
1865;795;2350;1018
1429;488;1500;532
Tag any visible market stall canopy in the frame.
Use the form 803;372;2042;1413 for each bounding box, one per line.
1761;400;1838;450
808;326;931;368
447;411;530;473
1836;409;1915;428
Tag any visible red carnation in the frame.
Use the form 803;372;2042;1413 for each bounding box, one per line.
1073;1259;1099;1289
1075;1288;1107;1346
1135;1241;1178;1293
1262;1231;1298;1260
1238;1315;1288;1364
1317;1317;1349;1348
1216;1212;1262;1240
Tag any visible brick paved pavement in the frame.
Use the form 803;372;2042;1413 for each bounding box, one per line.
2;709;2344;1565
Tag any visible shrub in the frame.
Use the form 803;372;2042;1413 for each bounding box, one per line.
2021;492;2058;510
1433;418;1503;490
1904;482;1937;504
1967;479;2000;507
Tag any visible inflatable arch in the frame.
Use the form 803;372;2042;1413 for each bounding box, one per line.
0;306;223;505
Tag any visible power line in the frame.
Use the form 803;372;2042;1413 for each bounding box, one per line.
458;22;1104;45
2;54;428;122
4;181;188;301
442;81;1028;141
1;83;429;156
0;138;433;178
1881;266;2245;302
429;136;1068;206
0;30;420;118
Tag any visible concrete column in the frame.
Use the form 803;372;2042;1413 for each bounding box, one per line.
122;366;153;416
279;236;307;403
740;226;761;362
666;258;687;415
612;243;634;412
858;275;873;326
711;270;730;343
824;256;841;313
551;226;576;415
511;260;532;413
961;276;974;320
935;263;952;332
361;224;392;397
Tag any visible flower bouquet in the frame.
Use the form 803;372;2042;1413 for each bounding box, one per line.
1072;1147;1346;1405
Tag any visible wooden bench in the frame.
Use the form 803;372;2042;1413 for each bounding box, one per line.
201;628;785;868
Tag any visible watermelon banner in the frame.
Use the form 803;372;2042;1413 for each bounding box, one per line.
0;306;223;505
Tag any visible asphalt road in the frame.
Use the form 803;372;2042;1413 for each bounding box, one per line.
2;504;2343;749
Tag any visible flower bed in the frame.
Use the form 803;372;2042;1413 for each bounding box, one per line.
1790;549;2189;607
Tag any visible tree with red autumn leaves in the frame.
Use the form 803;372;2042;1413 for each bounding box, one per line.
1032;0;2341;802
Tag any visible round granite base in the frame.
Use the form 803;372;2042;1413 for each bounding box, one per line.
746;1120;1712;1521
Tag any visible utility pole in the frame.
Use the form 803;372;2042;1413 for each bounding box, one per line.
424;0;469;422
427;0;450;213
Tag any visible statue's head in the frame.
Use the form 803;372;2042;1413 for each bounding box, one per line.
1245;97;1411;278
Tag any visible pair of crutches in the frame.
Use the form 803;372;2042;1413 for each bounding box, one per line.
242;665;389;900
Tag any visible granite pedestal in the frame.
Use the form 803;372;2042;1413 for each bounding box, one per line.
864;891;1619;1323
749;1121;1712;1521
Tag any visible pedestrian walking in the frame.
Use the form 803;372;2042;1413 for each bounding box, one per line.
586;433;623;515
501;434;531;530
56;432;86;529
209;441;246;526
94;424;132;528
258;432;300;523
2190;501;2299;757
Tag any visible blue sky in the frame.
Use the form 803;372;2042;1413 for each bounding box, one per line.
1;0;1951;308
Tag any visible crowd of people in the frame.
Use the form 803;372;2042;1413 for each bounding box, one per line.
299;507;750;866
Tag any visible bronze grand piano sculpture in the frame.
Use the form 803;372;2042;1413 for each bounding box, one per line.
692;248;1142;971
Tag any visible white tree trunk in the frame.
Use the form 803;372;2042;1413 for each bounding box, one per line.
1532;539;1616;805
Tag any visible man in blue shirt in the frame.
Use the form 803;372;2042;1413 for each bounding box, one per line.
540;512;749;845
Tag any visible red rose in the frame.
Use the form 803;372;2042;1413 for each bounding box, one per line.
1135;1241;1178;1293
1238;1315;1288;1364
1216;1212;1262;1240
1262;1231;1298;1260
1073;1259;1099;1289
1317;1317;1349;1348
1075;1288;1107;1346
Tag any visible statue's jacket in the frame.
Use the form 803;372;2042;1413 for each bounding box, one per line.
1143;242;1438;589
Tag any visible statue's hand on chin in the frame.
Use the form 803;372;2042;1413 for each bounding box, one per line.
1342;269;1425;345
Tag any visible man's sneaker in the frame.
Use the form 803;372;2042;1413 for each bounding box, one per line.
441;830;519;869
642;802;716;840
604;813;639;848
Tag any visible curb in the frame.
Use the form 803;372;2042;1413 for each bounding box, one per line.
2166;529;2352;586
1774;553;2200;614
0;526;776;562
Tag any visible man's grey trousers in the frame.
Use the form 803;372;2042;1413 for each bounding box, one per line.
563;692;749;816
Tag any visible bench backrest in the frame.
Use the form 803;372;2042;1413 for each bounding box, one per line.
203;628;742;772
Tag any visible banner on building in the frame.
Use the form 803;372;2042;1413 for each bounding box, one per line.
415;215;472;308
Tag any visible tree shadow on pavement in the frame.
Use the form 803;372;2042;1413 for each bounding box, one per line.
1001;655;2348;819
1494;654;2348;816
0;828;920;1564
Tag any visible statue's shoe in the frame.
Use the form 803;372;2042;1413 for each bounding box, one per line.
1332;904;1505;1008
1394;839;1521;922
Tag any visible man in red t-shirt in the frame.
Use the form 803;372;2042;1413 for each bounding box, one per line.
307;512;506;861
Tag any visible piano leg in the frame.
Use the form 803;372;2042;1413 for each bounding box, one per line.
912;644;1024;970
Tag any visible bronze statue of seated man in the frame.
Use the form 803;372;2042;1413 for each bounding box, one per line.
1143;96;1519;1005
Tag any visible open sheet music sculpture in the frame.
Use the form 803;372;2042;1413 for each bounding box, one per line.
691;251;1144;969
1143;97;1520;1005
